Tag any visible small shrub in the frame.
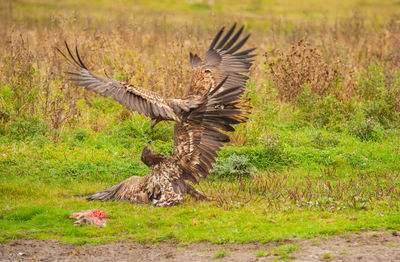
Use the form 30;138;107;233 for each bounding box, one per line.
264;40;345;103
251;135;290;169
363;99;399;128
357;64;386;101
211;154;256;181
259;133;285;158
295;87;352;129
357;64;400;128
347;112;383;141
218;140;290;170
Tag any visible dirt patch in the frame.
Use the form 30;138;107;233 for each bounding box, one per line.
1;231;400;261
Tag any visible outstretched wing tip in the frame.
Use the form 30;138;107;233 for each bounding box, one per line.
192;24;255;91
59;43;190;123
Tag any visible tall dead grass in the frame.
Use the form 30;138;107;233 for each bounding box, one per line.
1;3;400;139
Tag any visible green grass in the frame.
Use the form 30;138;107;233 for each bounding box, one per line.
323;253;333;259
213;251;229;259
255;249;268;257
1;115;400;244
272;244;299;260
1;84;400;245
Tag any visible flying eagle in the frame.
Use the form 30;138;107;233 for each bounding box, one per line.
59;24;255;206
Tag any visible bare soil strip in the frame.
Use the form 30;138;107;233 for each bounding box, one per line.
1;231;400;262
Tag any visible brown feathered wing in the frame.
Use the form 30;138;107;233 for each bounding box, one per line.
173;78;250;184
187;24;256;96
57;43;201;122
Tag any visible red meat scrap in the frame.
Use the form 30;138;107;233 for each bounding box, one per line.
69;209;109;228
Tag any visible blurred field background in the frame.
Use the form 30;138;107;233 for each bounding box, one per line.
1;0;400;245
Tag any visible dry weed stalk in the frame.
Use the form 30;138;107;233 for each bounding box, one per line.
200;168;400;210
264;40;343;103
2;35;38;117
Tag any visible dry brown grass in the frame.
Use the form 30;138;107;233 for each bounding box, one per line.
1;1;400;138
264;40;347;102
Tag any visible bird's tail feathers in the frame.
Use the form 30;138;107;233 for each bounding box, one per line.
74;182;124;202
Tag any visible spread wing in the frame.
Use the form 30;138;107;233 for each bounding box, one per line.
187;24;256;96
173;78;250;183
57;42;200;122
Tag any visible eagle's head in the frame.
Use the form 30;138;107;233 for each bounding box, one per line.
141;141;153;167
141;141;165;167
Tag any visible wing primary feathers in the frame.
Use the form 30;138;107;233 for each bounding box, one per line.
208;27;225;50
209;76;228;96
64;41;81;67
75;46;88;69
222;26;244;51
234;47;256;57
227;34;251;54
236;54;257;59
55;47;76;67
189;24;255;97
65;71;82;77
216;23;236;49
58;41;194;124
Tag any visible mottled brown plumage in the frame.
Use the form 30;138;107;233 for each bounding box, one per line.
60;25;255;206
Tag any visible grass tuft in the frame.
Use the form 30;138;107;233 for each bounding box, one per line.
213;251;229;259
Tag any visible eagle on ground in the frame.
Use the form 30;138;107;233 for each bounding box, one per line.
59;24;255;206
